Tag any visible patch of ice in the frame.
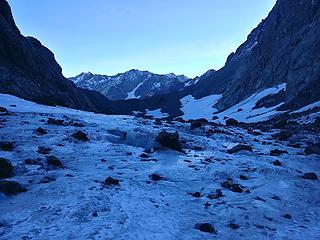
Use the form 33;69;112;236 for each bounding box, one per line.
126;81;145;99
146;109;169;119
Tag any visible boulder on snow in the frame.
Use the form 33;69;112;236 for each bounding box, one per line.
0;158;13;178
207;189;223;199
304;143;320;155
104;177;120;186
37;146;52;155
72;130;89;141
195;223;216;234
47;118;65;126
301;172;318;180
47;156;63;168
227;144;253;154
270;149;288;156
226;118;239;126
0;107;8;112
190;118;208;130
149;174;164;181
155;130;182;152
0;181;26;195
35;127;48;135
0;141;14;151
272;131;292;141
273;160;282;166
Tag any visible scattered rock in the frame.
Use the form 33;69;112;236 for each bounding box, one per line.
195;223;216;234
239;175;248;180
70;122;84;127
25;158;42;165
149;174;163;181
47;156;63;168
0;107;8;112
283;213;292;219
0;141;14;151
272;195;281;201
270;149;288;156
227;144;253;154
272;131;292;141
155;130;182;152
221;181;232;189
207;189;223;199
47;118;65;126
72;130;89;141
273;160;282;166
0;158;13;178
104;177;120;186
227;223;240;229
226;118;239;126
140;153;150;159
274;119;288;129
92;211;98;217
304;143;320;155
230;184;243;193
302;172;318;180
191;192;202;198
39;176;56;184
37;146;52;155
0;181;26;195
35;127;47;135
190;118;208;130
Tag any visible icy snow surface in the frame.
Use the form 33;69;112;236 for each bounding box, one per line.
146;109;169;119
0;93;320;239
180;94;222;120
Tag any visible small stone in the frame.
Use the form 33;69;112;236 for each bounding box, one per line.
195;223;216;234
226;118;239;126
221;181;232;189
149;174;163;181
37;146;51;155
230;184;243;193
302;172;318;180
270;149;288;156
47;118;65;125
72;131;89;141
0;158;13;178
227;144;253;154
207;189;223;199
0;107;8;112
0;141;14;151
35;127;47;135
0;181;26;195
239;175;248;180
273;160;282;166
39;176;56;184
47;156;63;167
140;153;150;158
104;177;120;186
191;192;202;198
283;213;292;219
25;158;42;165
227;223;240;229
155;130;182;152
92;211;98;217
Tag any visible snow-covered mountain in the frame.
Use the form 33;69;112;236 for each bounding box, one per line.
70;70;190;100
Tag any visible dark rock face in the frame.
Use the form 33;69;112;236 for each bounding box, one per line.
155;130;183;152
0;141;13;151
0;0;114;114
305;143;320;155
192;0;320;112
227;144;253;154
195;223;216;234
0;158;13;178
0;180;26;195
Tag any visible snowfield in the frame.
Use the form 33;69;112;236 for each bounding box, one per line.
0;94;320;240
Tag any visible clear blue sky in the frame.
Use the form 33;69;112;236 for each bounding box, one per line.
8;0;276;78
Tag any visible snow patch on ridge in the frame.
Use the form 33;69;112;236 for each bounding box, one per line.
214;83;287;123
180;94;222;120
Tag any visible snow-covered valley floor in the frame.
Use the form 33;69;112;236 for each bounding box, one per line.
0;94;319;240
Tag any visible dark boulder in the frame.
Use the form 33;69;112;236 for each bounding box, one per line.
35;127;47;135
190;118;208;130
227;223;240;229
230;184;244;193
239;175;248;180
0;180;26;195
191;192;202;198
272;131;292;141
0;141;14;151
0;107;7;112
226;118;239;126
47;118;65;126
195;223;216;234
207;189;223;199
104;177;120;186
227;144;253;154
304;143;320;155
155;130;182;152
37;146;52;155
0;158;13;178
24;158;42;165
302;172;318;180
72;130;89;141
149;174;163;181
270;149;288;156
47;156;63;168
273;160;282;166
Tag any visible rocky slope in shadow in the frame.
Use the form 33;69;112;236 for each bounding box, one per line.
0;0;114;114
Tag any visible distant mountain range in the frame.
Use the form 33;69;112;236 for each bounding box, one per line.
69;70;192;100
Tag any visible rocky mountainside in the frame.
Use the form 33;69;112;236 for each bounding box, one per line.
0;0;114;114
70;70;190;100
115;0;320;122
